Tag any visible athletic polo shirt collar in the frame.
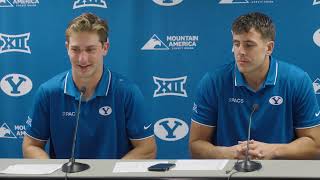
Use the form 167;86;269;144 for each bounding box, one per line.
234;56;278;89
63;65;112;100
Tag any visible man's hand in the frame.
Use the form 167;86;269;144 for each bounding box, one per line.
220;143;247;159
239;140;277;160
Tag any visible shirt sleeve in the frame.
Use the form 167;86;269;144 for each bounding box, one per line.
26;85;50;141
293;72;320;128
120;81;154;140
191;72;218;127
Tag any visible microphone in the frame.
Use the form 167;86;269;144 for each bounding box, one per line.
62;87;90;173
234;104;262;172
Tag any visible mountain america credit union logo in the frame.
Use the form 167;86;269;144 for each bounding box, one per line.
218;0;274;4
313;28;320;47
0;123;16;138
0;122;26;139
73;0;107;9
153;76;187;97
152;0;183;6
0;33;31;54
313;78;320;94
154;118;189;141
142;34;198;51
0;74;33;97
0;0;39;7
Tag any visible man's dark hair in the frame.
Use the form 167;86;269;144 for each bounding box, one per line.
232;12;275;41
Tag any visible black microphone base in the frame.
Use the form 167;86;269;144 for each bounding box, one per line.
234;160;262;172
61;161;90;173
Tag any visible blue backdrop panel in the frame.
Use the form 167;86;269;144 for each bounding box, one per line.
0;0;319;158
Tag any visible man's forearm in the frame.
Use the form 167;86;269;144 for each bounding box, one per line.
23;146;49;159
190;140;236;159
274;137;320;159
122;146;156;159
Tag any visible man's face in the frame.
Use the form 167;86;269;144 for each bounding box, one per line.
66;31;109;81
232;28;274;75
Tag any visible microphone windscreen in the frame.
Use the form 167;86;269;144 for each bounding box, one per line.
80;87;86;93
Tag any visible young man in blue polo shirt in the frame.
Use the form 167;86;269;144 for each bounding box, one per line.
190;12;320;160
22;13;156;159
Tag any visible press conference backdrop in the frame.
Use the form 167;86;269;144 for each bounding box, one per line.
0;0;319;159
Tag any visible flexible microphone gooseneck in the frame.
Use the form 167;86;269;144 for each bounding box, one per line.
61;87;90;173
234;104;262;172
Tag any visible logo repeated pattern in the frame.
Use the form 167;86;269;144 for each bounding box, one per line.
152;0;183;6
0;0;39;7
153;76;187;97
218;0;274;4
313;29;320;47
313;78;320;94
73;0;107;9
154;118;189;141
0;33;31;54
0;74;33;97
142;34;199;51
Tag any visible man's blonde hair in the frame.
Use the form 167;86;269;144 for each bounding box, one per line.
66;13;109;43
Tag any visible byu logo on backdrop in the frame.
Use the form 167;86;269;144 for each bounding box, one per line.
141;34;169;50
154;118;189;141
153;76;187;97
152;0;183;6
313;28;320;47
0;123;16;139
313;78;320;94
0;74;33;97
73;0;107;9
0;0;13;7
0;33;31;54
314;0;320;5
269;96;283;105
99;106;112;116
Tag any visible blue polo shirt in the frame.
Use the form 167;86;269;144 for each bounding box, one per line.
191;57;320;146
26;64;154;159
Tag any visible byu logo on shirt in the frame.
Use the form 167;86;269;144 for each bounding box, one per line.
0;73;33;97
153;76;187;97
152;0;183;6
269;96;283;105
0;33;31;53
154;118;189;141
73;0;107;9
99;106;112;116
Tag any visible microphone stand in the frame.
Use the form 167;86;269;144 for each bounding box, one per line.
234;105;262;172
61;87;90;173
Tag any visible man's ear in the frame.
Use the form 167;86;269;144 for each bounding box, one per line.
65;41;69;50
266;40;274;56
103;38;110;56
